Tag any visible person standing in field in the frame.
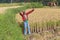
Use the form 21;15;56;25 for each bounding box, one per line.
20;8;34;35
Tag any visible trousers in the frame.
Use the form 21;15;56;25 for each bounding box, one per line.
24;21;31;35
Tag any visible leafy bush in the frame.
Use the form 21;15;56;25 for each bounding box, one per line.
0;3;24;7
24;2;43;8
57;0;60;5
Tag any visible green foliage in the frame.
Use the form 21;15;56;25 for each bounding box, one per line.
24;2;43;8
0;3;24;7
0;7;28;40
57;0;60;5
0;2;43;7
0;0;42;3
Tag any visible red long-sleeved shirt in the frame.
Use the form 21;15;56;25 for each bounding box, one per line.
20;9;34;21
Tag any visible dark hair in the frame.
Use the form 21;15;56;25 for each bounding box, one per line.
23;11;25;15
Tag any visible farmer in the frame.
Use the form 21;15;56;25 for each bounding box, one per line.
20;8;34;35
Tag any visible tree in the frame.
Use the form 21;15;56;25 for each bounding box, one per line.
11;0;13;3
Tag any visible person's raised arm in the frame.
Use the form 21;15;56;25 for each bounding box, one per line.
19;12;23;16
26;8;34;15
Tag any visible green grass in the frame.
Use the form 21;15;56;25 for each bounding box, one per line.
0;7;28;40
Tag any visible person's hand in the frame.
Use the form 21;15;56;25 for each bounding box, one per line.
32;8;34;10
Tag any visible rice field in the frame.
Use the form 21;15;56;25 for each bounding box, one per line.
16;8;60;40
16;8;60;26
